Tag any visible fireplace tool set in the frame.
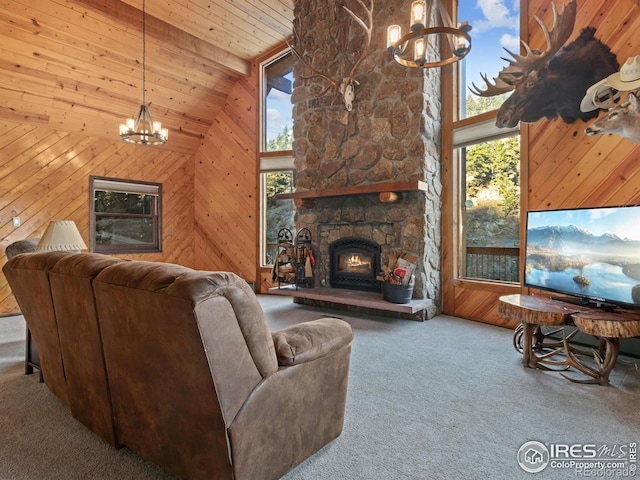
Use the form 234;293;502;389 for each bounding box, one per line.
274;228;314;289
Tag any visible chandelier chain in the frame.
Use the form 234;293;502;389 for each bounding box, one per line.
142;0;146;107
115;0;168;144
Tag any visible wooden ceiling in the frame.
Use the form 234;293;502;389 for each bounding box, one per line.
0;0;294;154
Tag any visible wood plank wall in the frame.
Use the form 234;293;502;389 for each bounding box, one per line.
192;64;259;282
0;0;269;314
528;0;640;212
0;121;196;313
444;0;640;327
0;73;262;314
0;38;262;315
0;0;237;155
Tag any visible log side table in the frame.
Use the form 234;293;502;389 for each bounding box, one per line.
498;294;589;370
569;311;640;385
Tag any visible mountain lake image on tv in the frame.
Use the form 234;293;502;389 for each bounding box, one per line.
525;205;640;308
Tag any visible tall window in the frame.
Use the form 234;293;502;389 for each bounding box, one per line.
263;50;294;152
454;1;521;283
90;176;162;253
458;1;520;119
260;49;295;266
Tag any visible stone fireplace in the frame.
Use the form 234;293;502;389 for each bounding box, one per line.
288;0;443;320
329;237;381;292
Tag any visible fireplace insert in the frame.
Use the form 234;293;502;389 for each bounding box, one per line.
329;237;381;292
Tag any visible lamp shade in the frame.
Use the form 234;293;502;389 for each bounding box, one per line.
37;220;87;251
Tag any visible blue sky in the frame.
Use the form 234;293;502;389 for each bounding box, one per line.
265;1;523;143
265;80;293;143
458;0;520;96
527;207;640;241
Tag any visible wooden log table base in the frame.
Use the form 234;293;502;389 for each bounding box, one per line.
500;294;640;385
499;294;592;371
512;323;594;371
566;311;640;386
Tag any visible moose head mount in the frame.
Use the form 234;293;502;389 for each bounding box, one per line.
289;0;373;112
471;0;619;128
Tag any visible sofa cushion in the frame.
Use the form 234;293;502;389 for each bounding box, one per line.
48;253;126;447
93;261;278;377
273;318;354;366
2;251;73;404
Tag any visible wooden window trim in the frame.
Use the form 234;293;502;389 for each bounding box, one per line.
90;176;162;254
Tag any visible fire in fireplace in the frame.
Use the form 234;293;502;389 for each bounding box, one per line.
329;237;381;292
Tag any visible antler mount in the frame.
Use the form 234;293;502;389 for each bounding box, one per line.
289;0;374;112
470;0;577;97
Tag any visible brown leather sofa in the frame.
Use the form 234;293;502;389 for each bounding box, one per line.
3;252;353;480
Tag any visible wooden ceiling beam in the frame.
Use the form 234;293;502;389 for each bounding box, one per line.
72;0;251;76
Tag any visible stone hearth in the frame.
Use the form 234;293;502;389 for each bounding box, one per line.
270;285;435;322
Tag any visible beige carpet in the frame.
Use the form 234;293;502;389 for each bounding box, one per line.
1;296;639;480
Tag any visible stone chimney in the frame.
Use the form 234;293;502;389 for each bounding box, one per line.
290;0;443;319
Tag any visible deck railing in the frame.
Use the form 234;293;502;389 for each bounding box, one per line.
465;246;520;283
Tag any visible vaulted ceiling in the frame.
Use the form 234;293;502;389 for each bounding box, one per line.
0;0;294;154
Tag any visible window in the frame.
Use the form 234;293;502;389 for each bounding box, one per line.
261;165;295;265
455;134;520;282
453;1;521;283
259;49;295;266
90;176;162;254
458;1;520;119
263;51;294;151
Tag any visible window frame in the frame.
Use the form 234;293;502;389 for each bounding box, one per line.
454;132;521;283
260;48;294;153
449;0;522;287
90;176;162;254
259;47;295;268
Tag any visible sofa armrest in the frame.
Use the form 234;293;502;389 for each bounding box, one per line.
272;317;353;366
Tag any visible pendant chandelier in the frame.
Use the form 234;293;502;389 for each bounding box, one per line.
119;0;168;145
387;0;471;69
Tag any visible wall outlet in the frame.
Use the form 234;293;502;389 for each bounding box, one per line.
12;216;20;227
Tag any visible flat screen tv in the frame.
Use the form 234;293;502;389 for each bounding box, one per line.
524;205;640;309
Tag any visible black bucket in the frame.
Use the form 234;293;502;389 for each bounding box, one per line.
382;282;414;304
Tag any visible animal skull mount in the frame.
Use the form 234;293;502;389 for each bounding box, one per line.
340;79;358;112
290;0;373;112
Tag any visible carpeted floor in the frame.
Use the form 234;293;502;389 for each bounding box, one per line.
1;296;639;480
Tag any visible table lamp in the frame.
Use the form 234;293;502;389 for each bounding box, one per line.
37;220;87;252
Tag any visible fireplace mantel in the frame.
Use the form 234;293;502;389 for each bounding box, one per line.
276;180;428;206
